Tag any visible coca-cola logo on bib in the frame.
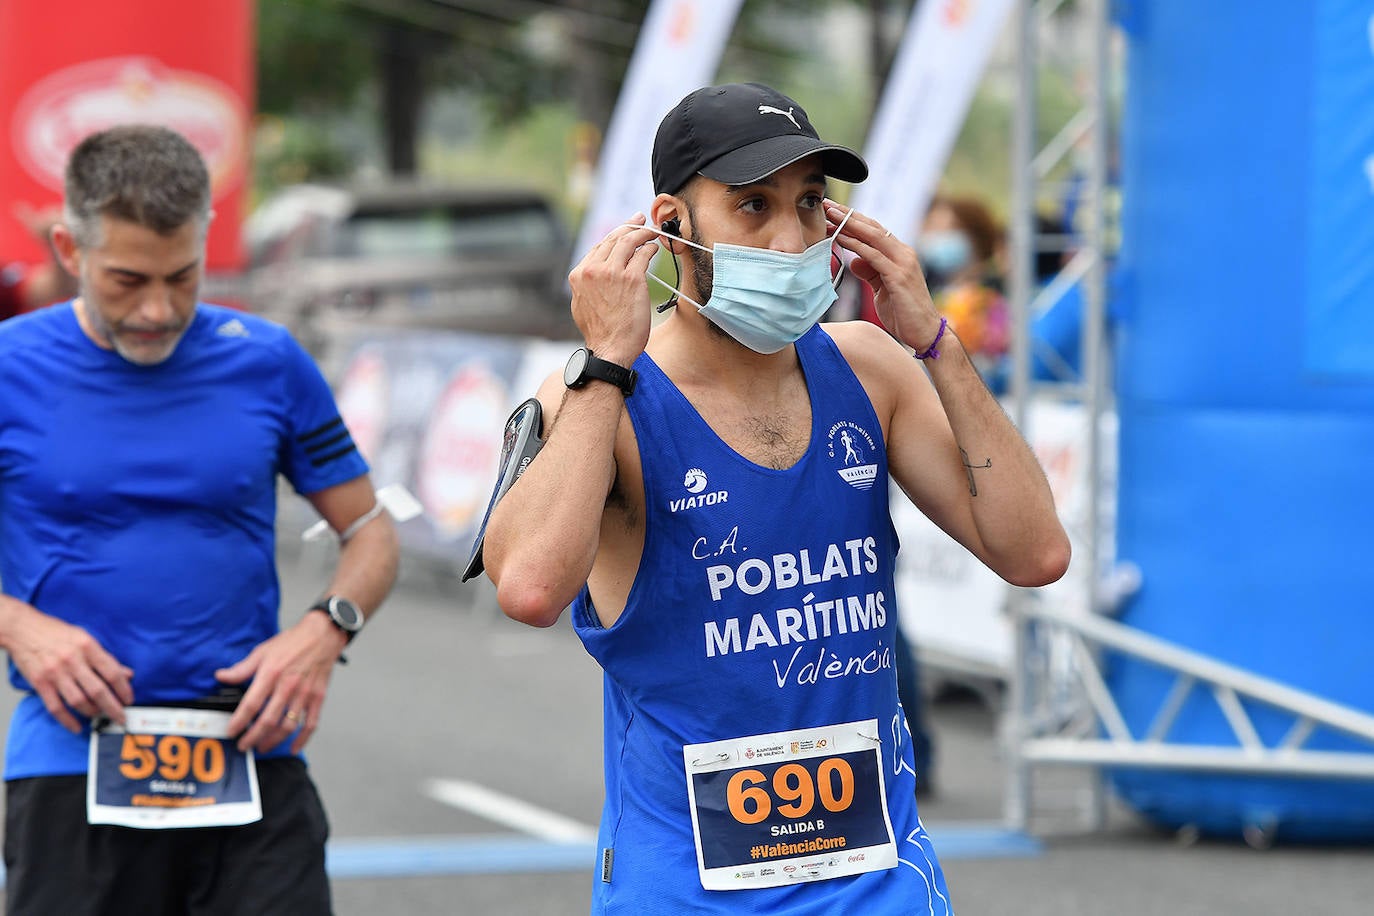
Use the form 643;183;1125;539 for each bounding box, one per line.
12;56;246;193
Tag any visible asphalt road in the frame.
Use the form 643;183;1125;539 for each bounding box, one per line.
2;545;1371;914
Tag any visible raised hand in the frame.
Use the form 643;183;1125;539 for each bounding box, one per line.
567;214;662;364
825;200;944;354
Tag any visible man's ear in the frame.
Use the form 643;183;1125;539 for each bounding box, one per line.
650;193;684;254
49;223;83;279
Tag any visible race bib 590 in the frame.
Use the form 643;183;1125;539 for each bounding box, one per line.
87;706;262;829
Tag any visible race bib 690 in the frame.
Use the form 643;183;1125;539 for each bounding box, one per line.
683;720;898;891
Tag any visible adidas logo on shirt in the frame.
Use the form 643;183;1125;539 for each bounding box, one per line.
216;318;250;338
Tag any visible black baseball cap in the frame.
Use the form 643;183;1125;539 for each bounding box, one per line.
651;82;868;195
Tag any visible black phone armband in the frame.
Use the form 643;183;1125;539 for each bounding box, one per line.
461;398;546;581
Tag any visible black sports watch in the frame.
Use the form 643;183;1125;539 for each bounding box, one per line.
564;347;637;396
309;595;364;643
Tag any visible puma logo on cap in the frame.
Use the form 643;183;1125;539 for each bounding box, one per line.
757;104;801;130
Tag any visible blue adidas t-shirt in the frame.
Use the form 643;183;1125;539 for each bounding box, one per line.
0;303;368;779
573;325;952;914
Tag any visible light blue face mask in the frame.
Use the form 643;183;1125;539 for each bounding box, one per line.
639;207;855;355
917;230;972;276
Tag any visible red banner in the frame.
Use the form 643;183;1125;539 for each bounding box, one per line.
0;0;253;271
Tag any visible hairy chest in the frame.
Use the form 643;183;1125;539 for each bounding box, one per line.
692;394;813;471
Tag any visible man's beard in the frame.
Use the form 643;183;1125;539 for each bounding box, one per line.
81;294;192;366
688;224;713;306
687;226;737;346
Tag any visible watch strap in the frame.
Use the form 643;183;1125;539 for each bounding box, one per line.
579;351;638;396
309;597;360;644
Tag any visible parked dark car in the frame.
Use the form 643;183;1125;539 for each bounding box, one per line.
244;182;576;351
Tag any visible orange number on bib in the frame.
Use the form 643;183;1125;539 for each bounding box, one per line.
726;757;858;824
817;758;855;813
119;734;227;784
158;736;192;780
773;764;816;818
726;769;771;824
119;734;157;779
192;739;226;783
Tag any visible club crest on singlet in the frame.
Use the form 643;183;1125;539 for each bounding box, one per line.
826;421;879;491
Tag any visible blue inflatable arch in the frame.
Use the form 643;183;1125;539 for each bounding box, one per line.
1109;0;1374;840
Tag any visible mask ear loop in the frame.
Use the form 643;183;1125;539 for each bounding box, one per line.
657;246;682;313
645;271;702;311
829;206;857;292
625;220;711;312
627;221;712;255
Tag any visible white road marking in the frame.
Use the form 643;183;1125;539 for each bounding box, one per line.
423;779;597;842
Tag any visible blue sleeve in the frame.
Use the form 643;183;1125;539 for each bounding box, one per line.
277;335;370;495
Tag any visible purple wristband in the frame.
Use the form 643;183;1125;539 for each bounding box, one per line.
914;317;948;360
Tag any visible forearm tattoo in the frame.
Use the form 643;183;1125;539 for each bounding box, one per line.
959;447;992;497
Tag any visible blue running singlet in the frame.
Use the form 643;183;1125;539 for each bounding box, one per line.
573;325;952;914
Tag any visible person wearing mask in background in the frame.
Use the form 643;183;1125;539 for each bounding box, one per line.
0;203;79;321
0;125;399;915
481;82;1069;914
919;195;1010;380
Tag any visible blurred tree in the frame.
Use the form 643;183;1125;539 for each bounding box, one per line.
860;0;911;115
257;0;374;116
258;0;470;174
257;0;914;177
257;0;646;174
253;116;353;196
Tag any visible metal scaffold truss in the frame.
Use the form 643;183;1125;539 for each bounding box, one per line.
1000;0;1374;834
1019;603;1374;781
1003;0;1119;833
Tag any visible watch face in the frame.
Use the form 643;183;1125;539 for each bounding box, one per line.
563;348;589;388
329;596;364;631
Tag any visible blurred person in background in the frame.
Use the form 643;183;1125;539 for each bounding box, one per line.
482;82;1068;914
0;125;399;916
0;203;78;321
918;194;1010;379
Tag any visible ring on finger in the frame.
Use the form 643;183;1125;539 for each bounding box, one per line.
284;710;302;723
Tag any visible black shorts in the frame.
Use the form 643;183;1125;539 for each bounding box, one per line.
4;757;332;916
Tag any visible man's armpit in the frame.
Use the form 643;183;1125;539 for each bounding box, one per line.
604;476;640;532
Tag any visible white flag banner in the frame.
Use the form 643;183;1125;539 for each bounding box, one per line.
850;0;1015;241
570;0;744;269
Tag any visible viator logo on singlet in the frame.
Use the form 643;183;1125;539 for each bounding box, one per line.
671;467;728;513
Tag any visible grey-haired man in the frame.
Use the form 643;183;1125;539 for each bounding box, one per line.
0;125;398;915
